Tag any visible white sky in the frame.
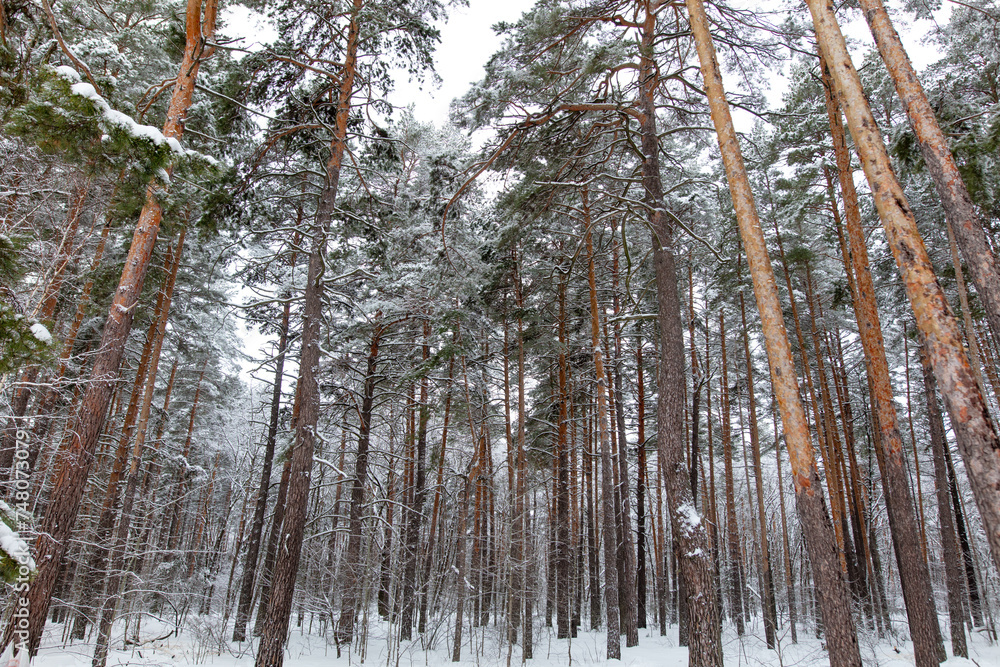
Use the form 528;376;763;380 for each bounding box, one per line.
389;0;540;123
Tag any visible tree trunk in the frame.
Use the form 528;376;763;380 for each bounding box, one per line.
719;312;745;635
333;318;382;648
555;276;572;640
688;266;702;508
450;473;470;663
802;264;850;567
73;246;172;640
706;315;724;633
91;229;186;667
452;353;488;663
583;194;620;661
740;293;778;648
920;344;969;658
609;229;638;648
807;0;1000;578
256;2;361;664
685;1;862;663
774;401;798;643
903;328;930;561
187;454;218;575
418;353;453;634
945;445;984;628
377;436;397;619
25;221;112;475
585;395;601;632
820;54;945;665
638;5;723;664
253;457;291;638
7;0;217;653
569;379;582;637
509;245;529;648
857;0;1000;345
86;230;183;639
523;492;534;660
165;358;209;556
636;335;648;630
399;323;430;639
233;293;291;642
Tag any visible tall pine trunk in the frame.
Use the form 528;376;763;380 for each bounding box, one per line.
820;56;945;665
256;2;361;664
418;352;453;634
8;0;217;653
806;0;1000;578
75;239;179;640
856;0;1000;344
609;229;638;647
774;404;797;643
684;1;862;662
91;228;185;667
637;4;722;664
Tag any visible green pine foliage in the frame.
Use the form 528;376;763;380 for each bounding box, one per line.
0;307;55;375
0;233;55;373
0;501;36;585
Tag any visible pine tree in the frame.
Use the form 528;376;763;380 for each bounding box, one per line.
7;0;219;652
684;0;862;662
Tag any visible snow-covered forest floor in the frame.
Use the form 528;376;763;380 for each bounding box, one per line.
24;617;999;666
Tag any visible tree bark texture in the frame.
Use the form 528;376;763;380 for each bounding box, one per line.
857;0;1000;345
11;0;217;653
638;4;723;664
685;0;862;663
806;0;1000;578
255;0;362;663
819;54;945;666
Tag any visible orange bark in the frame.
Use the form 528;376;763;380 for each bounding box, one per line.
684;0;861;662
807;0;1000;577
857;0;1000;344
12;0;217;652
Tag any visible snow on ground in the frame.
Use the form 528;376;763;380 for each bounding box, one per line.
25;616;1000;666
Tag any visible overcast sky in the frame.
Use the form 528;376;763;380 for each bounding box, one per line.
389;0;539;123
